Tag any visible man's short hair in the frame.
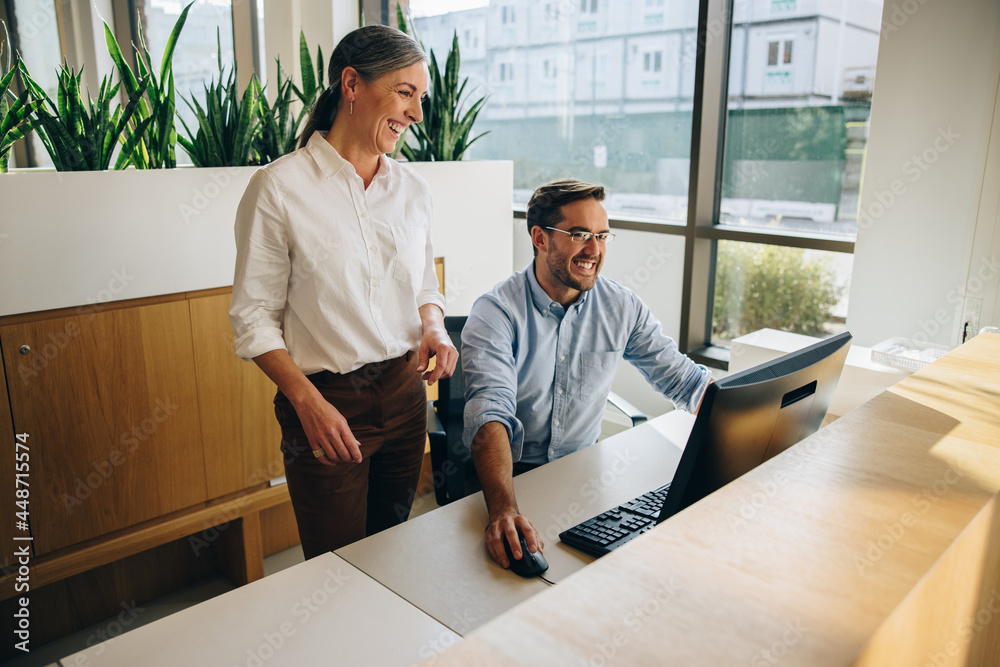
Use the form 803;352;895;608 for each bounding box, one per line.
526;179;607;237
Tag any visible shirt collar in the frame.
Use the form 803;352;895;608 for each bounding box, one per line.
305;131;395;187
525;260;591;315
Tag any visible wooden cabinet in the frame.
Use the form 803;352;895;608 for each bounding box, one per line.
0;300;208;555
0;364;15;569
189;293;283;496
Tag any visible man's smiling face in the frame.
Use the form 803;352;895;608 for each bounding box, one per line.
540;197;610;295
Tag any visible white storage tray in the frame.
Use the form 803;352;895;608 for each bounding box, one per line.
871;337;951;371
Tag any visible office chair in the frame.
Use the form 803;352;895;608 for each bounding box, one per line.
427;317;649;506
426;316;475;505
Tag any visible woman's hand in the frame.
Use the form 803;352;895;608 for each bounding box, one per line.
252;350;362;467
293;393;363;466
417;326;457;386
417;304;457;386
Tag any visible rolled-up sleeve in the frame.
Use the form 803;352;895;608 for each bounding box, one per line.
416;220;446;314
624;295;711;413
461;296;525;460
229;169;291;361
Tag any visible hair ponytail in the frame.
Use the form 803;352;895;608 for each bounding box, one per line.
298;25;426;149
299;86;340;149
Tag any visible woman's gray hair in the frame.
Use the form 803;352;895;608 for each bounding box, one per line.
298;24;427;149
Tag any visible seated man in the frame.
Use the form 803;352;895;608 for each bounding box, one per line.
462;178;711;570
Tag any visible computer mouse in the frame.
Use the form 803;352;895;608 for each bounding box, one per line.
502;533;549;578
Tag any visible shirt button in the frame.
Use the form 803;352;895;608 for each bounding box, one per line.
373;280;380;288
375;315;381;322
557;388;563;395
554;420;560;427
559;355;566;361
370;245;378;252
360;211;368;218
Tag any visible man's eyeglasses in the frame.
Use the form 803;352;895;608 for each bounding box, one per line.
544;227;616;244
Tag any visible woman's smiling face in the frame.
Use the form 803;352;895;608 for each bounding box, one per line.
352;61;428;156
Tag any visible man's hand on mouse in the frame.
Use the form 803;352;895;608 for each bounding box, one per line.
485;511;543;568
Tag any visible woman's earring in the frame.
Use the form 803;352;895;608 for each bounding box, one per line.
350;100;354;115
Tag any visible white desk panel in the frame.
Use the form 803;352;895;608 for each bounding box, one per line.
59;554;459;667
336;411;696;635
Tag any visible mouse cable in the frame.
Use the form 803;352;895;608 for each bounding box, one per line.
539;575;556;586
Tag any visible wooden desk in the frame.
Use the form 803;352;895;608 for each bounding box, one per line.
336;412;697;634
421;333;1000;665
59;554;460;667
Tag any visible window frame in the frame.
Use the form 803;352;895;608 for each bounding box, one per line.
5;0;260;167
505;0;857;369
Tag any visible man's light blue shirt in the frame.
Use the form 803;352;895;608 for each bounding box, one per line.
462;261;711;465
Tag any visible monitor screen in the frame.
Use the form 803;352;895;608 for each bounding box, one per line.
658;330;853;522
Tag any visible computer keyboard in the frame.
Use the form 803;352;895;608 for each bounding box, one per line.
559;483;670;557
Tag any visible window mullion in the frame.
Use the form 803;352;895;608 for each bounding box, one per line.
232;0;255;92
679;0;732;354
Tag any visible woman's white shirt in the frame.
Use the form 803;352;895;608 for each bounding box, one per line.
230;132;445;375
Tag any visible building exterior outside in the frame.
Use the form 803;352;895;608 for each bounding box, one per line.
412;0;882;233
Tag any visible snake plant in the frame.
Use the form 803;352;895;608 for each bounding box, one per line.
19;62;148;171
396;5;488;161
253;57;298;164
0;27;41;172
178;38;261;168
104;1;192;169
291;32;325;132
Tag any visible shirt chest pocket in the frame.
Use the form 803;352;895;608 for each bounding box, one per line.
390;225;426;287
571;350;620;396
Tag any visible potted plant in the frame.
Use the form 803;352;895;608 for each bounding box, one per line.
178;36;261;168
0;27;41;173
395;5;489;162
19;62;148;171
103;1;192;169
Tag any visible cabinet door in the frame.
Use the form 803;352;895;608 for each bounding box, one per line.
0;365;19;567
0;301;208;555
189;293;283;497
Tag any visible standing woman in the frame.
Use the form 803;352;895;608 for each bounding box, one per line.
230;25;457;559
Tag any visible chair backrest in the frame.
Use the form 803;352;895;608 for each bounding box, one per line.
436;316;468;420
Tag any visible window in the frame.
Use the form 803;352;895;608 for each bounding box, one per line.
502;6;515;24
768;41;779;66
712;242;851;345
713;10;883;347
7;0;63;168
409;0;698;224
767;39;794;67
405;0;883;362
642;52;662;73
5;0;259;169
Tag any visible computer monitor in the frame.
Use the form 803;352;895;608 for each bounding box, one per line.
657;330;853;522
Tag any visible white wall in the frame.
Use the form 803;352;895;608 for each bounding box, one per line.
846;0;1000;347
416;161;515;316
967;79;1000;333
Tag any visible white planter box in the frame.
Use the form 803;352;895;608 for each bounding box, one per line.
0;167;255;317
0;161;513;318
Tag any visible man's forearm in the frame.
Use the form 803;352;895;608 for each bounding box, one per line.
470;421;519;520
